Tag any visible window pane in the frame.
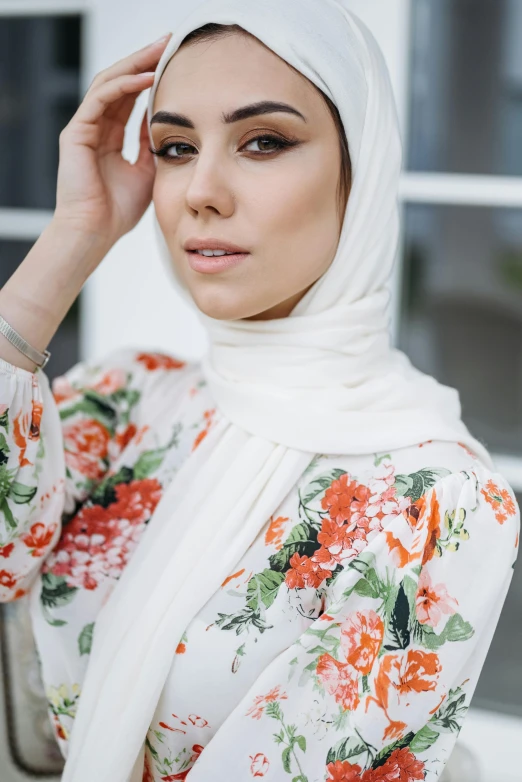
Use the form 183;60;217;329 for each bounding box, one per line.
0;15;82;209
408;0;522;177
399;203;522;458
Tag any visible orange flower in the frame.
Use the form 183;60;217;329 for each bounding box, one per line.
245;685;288;720
89;367;127;395
63;418;110;480
321;473;370;526
0;570;17;590
264;515;290;550
136;352;186;371
340;610;384;675
21;522;58;557
316;654;360;711
369;747;424;781
326;760;365;781
29;399;43;440
366;649;441;741
481;479;517;524
285;552;331;589
249;753;270;777
0;543;14;559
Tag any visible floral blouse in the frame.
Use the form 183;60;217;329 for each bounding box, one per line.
0;346;519;782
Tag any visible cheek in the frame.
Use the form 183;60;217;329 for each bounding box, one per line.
152;174;184;234
253;154;340;274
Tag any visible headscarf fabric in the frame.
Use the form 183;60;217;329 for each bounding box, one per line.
60;2;494;780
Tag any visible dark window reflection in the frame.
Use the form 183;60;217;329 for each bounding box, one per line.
0;15;82;209
399;203;522;457
408;0;522;176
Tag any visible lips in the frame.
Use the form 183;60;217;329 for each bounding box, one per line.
184;238;250;254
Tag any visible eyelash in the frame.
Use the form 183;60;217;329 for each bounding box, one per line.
148;133;299;161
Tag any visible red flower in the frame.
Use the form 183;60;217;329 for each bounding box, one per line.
321;474;370;526
0;570;17;590
326;759;365;781
21;522;58;557
285;553;331;589
0;543;14;559
136;352;186;371
63;418;110;480
370;748;424;781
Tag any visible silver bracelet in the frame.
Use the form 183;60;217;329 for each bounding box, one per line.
0;313;51;370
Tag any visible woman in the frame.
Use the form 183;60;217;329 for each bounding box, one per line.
0;1;519;781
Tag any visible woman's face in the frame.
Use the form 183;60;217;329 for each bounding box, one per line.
150;32;346;321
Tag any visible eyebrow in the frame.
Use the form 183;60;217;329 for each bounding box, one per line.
150;100;307;129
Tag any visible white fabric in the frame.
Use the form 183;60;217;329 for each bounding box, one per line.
61;2;495;781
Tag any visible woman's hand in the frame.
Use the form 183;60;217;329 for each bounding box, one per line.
53;32;172;247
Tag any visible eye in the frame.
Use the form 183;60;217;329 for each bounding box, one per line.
148;133;299;162
242;134;296;154
148;141;196;160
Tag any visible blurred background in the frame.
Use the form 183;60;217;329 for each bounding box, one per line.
0;0;521;779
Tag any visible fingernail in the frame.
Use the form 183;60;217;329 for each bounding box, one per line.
151;33;171;45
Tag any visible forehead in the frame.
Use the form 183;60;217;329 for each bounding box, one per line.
152;33;318;113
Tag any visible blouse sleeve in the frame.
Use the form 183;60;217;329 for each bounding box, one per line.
0;347;187;602
185;463;520;781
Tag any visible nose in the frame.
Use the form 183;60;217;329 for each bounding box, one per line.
184;148;235;217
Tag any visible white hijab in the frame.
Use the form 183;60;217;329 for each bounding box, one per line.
61;2;494;780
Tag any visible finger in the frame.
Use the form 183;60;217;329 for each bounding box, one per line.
88;33;172;92
74;72;156;128
135;108;156;176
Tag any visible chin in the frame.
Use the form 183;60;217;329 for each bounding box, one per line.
189;285;266;321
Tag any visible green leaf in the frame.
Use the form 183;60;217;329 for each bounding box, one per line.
0;408;8;431
40;573;78;610
295;735;306;753
89;465;133;507
0;497;17;530
133;447;168;480
353;567;382;599
442;614;474;643
415;613;474;651
393;468;451;503
301;468;347;506
9;481;38;505
268;521;318;573
78;622;94;656
325;735;367;765
402;575;418;620
0;432;9;455
246;569;286;612
58;394;117;428
409;724;440;753
393;474;414;498
384;582;411;650
371;732;415;769
282;746;292;773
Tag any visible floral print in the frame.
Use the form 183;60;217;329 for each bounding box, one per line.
0;348;519;781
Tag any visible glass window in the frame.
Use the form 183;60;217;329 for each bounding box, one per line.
0;15;82;210
408;0;522;177
399;203;522;458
